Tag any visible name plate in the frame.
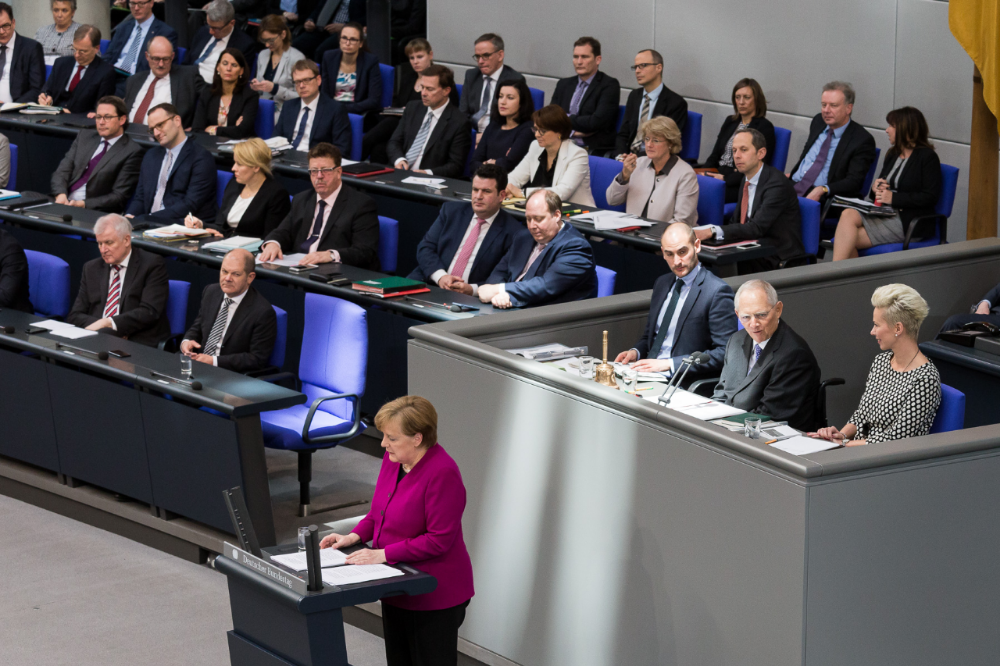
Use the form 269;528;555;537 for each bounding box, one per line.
223;542;308;595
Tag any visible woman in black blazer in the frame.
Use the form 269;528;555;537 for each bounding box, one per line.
832;107;942;261
470;78;535;174
703;78;776;203
319;23;382;117
193;48;260;140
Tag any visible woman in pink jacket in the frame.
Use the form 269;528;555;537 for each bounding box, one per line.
320;395;474;666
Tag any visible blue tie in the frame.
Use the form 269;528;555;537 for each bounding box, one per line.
292;107;310;149
300;200;327;253
120;23;144;74
193;39;222;65
747;344;762;376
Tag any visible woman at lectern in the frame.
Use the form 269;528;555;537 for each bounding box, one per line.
320;396;473;665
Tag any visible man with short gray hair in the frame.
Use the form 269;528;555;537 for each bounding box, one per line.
184;0;259;84
67;213;171;346
459;33;524;132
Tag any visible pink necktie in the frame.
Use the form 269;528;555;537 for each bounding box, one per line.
516;243;547;282
450;218;487;279
103;265;122;318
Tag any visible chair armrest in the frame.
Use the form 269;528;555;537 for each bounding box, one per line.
688;377;719;398
255;371;300;390
902;214;946;250
779;253;816;269
302;392;362;445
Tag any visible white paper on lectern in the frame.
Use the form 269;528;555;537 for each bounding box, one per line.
321;564;404;585
771;436;842;456
255;253;309;267
49;327;98;339
270;548;348;572
34;319;75;330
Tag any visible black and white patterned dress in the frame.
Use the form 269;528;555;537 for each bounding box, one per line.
847;351;942;444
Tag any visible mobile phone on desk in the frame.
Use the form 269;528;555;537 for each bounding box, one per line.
25;326;46;334
288;264;318;273
736;242;761;250
108;349;130;358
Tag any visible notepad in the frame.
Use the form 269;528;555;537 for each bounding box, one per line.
49;327;98;339
321;564;404;586
33;319;75;330
256;253;309;267
770;435;842;456
270;548;348;571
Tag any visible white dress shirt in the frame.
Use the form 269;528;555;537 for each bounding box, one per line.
292;95;319;152
428;209;498;295
629;264;702;374
107;250;132;331
115;15;155;74
711;162;763;241
196;31;232;83
262;186;343;259
185;288;247;366
0;32;16;104
396;99;449;173
746;335;770;374
70;133;123;201
129;72;172;124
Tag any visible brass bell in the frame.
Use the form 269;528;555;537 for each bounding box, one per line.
594;330;618;388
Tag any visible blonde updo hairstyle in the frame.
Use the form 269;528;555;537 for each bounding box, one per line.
871;283;929;339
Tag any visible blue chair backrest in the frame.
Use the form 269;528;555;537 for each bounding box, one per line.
255;98;275;140
378;215;399;273
860;147;881;198
797;197;821;257
348;113;364;161
100;39;109;55
176;47;186;63
464;127;476;177
616;104;626;132
530;87;545;112
8;142;16;190
588;155;625;212
166;280;190;337
680;111;702;162
268;305;287;369
930;384;965;434
45;64;52;80
299;293;367;419
595;265;617;297
216;170;234;208
456;83;462;98
379;64;394;109
24;250;70;317
696;174;725;227
771;127;791;172
936;164;960;218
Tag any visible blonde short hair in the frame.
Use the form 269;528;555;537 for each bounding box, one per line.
871;283;929;338
640;116;683;155
233;138;272;177
374;395;438;448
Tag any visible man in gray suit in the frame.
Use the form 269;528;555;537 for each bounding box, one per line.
0;132;10;189
122;36;205;127
712;279;821;431
52;96;143;213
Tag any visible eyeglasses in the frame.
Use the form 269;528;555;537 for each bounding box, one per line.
340;36;361;44
738;305;777;324
630;62;656;71
307;167;339;175
260;34;280;45
292;75;317;86
472;51;497;62
644;136;666;144
532;126;551;136
94;114;121;122
129;0;153;6
206;22;230;31
0;23;12;33
71;47;95;55
147;114;177;136
146;55;173;65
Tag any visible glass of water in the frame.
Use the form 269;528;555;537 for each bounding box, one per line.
744;416;762;439
623;368;638;393
298;526;311;551
180;355;193;378
579;356;596;378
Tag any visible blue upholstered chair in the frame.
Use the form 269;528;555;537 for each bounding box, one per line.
216;170;234;208
930;384;965;434
260;293;367;516
8;142;16;190
45;65;53;81
246;304;289;378
595;265;617;297
176;47;186;62
616;105;626;132
255;98;275;140
379;64;394;108
158;280;190;351
530;87;545;111
771;127;791;172
778;197;822;267
680;111;702;162
861;147;882;199
24;250;70;318
378;216;399;273
588;155;625;212
348;113;364;161
100;39;109;55
696;174;725;228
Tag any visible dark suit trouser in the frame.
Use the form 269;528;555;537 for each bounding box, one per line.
940;313;1000;334
381;600;469;666
363;115;401;164
737;256;781;276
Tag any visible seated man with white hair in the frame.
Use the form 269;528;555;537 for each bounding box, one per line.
712;279;821;431
67;214;171;347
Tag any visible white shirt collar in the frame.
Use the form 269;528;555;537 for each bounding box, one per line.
317;184;342;206
646;82;664;100
755;337;770;350
746;163;764;186
678;262;701;287
302;95;319;112
223;288;248;305
3;31;15;53
488;65;504;83
103;133;124;147
115;250;132;269
427;98;449;119
167;135;187;160
476;209;500;224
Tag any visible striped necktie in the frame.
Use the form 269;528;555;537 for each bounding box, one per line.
103;265;123;318
404;110;434;166
120;23;144;74
631;94;651;153
203;297;234;356
747;343;762;376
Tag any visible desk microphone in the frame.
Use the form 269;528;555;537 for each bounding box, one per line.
304;525;323;592
150;370;203;390
0;326;13;334
62;214;72;222
658;352;711;405
55;342;109;360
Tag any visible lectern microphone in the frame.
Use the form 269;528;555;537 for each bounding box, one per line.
304;525;323;591
150;370;203;390
0;326;14;334
658;352;711;406
55;342;109;360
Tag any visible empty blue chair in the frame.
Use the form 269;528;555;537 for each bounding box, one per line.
378;215;399;273
45;64;52;80
176;47;186;63
771;127;791;172
680;111;702;162
530;87;545;111
25;250;70;318
860;147;881;198
595;265;617;297
348;113;364;161
268;305;288;369
7;143;16;190
379;63;394;109
616;104;626;132
588;155;625;212
100;39;109;55
798;197;821;260
255;98;275;140
261;293;367;516
695;174;725;228
217;170;234;207
930;384;965;434
160;280;191;351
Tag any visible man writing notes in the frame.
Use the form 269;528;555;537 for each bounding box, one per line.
122;36;205;127
551;36;620;155
478;189;597;309
258;142;380;270
459;33;523;133
67;214;171;346
0;3;46;104
615;48;686;158
408;163;525;297
615;222;737;380
38;25;116;114
712;279;821;431
180;249;277;373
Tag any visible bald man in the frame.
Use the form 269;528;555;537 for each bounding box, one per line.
180;249;278;373
122;36;205;127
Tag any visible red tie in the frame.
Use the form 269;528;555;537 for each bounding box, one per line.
450;218;487;279
134;75;162;125
68;65;84;92
739;179;750;224
103;265;122;318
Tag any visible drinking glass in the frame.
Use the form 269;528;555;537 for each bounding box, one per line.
298;526;311;551
180;355;193;378
744;416;762;439
579;356;596;379
623;368;638;393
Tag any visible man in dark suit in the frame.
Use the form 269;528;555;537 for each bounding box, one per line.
615;49;687;158
940;283;1000;334
258;142;380;269
712;279;821;431
52;96;143;213
479;189;597;308
409;163;525;295
38;26;116;115
788;81;877;204
695;129;803;273
104;0;178;95
274;59;351;155
292;0;366;60
0;3;46;104
126;103;217;224
180;249;277;373
615;222;738;379
185;1;259;85
388;64;470;178
0;227;32;313
122;37;206;127
459;33;523;133
551;37;621;156
67;214;171;347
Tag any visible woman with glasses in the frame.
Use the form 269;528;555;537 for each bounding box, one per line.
702;78;775;203
193;48;259;139
606;116;698;224
35;0;80;64
320;22;382;120
470;78;535;175
250;15;305;121
507;104;595;206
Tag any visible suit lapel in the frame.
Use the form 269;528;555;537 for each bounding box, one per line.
473;214;506;265
828;121;852;178
734;324;783;394
310;96;328;143
646;275;676;347
672;269;704;337
425;105;452;150
72;132;103;181
524;225;566;280
168;140;192;181
750;165;770;216
296;191;319;246
88;134;128;181
222;288;253;346
318;189;346;246
119;250;141;305
578;72;600;108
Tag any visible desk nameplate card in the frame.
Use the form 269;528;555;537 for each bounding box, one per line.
224;542;309;595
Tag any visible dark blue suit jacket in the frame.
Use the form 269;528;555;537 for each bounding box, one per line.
319;50;382;116
274;93;351;155
487;222;597;307
126;138;217;224
41;55;116;113
105;16;178;75
184;26;259;69
6;34;45;103
409;202;525;285
632;265;738;377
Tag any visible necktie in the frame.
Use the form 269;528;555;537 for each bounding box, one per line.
472;77;493;125
69;140;109;193
404;110;433;165
193;39;222;66
450;217;487;279
120;23;144;74
647;280;682;359
103;265;123;318
68;65;84;92
631;94;651;153
747;343;762;376
152;150;173;213
0;46;7;102
203;297;234;356
739;179;750;224
300;200;327;252
569;78;588;116
133;75;163;125
292;106;310;150
794;129;835;196
516;243;547;282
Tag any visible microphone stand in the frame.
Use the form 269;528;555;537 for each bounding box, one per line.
657;355;694;406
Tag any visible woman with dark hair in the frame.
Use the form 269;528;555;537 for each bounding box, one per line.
703;78;776;202
507;104;595;206
250;15;305;120
320;22;382;118
832;107;942;260
193;48;259;139
470;78;535;174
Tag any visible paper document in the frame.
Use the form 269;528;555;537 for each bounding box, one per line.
321;564;404;586
651;388;714;408
507;343;588;361
613;362;670;383
143;224;213;239
572;211;652;230
771;435;842;456
0;189;20;200
34;319;75;330
49;327;98;339
270;548;348;572
202;236;263;252
401;176;447;188
256;253;309;267
671;401;745;420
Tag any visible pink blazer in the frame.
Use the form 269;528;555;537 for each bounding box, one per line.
352;443;474;611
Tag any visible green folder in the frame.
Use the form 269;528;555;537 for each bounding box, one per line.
720;411;773;425
351;276;426;293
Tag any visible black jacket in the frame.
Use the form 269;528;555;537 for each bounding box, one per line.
387;100;471;178
615;84;688;156
184;26;260;67
183;284;277;373
5;34;46;103
320;50;382;116
0;228;33;313
868;146;942;233
551;70;621;155
212;175;291;238
704;115;777;185
789;116;877;199
41;55;117;114
459;64;523;119
719;162;804;270
274;93;352;155
192;85;260;139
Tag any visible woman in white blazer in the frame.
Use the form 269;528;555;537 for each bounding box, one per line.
606;115;699;225
249;15;306;121
507;105;596;207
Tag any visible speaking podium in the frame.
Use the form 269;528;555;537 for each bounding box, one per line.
216;542;436;665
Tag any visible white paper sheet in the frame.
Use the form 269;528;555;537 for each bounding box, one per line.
270;548;348;572
671;401;745;420
401;176;447;188
34;319;75;330
49;327;98;339
321;564;404;586
256;253;310;267
771;436;842;456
